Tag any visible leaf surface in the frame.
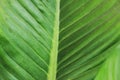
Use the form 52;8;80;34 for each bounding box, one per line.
0;0;120;80
95;45;120;80
0;0;59;80
57;0;120;80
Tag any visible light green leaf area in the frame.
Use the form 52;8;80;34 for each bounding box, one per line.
95;45;120;80
0;0;59;80
0;0;120;80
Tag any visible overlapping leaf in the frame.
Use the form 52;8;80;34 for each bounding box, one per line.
95;45;120;80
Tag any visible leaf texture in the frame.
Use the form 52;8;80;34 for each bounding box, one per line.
57;0;120;80
0;0;120;80
95;44;120;80
0;0;59;80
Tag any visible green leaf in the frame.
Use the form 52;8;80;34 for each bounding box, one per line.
95;45;120;80
0;0;59;80
57;0;120;80
0;0;120;80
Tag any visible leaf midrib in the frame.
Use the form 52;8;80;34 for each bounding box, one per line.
47;0;60;80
